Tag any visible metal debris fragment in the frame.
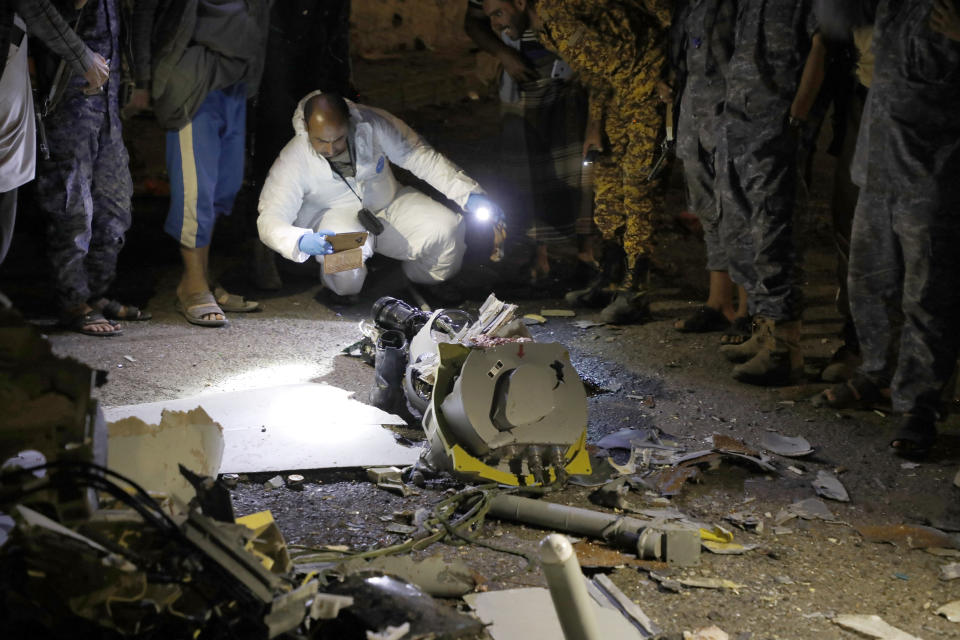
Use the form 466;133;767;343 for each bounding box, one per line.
940;562;960;581
597;427;679;451
337;555;479;597
264;475;284;490
711;434;760;457
812;470;850;502
776;498;836;524
856;523;959;550
760;432;814;457
676;576;744;592
702;541;757;555
832;614;922;639
591;572;660;637
935;600;960;623
683;626;729;640
540;309;576;317
573;319;605;329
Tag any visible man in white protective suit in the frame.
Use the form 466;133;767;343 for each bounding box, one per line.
257;91;503;300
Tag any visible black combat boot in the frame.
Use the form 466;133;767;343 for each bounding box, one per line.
599;256;651;324
368;330;408;413
564;242;625;308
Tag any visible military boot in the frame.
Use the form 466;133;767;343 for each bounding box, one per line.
719;316;767;363
564;242;625;308
599;256;651;325
368;330;409;413
731;317;803;386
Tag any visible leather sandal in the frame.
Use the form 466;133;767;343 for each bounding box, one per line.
674;305;730;333
175;290;228;327
62;310;123;337
719;315;752;345
91;297;152;321
890;414;937;460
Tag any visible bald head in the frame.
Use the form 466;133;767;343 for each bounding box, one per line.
305;93;350;159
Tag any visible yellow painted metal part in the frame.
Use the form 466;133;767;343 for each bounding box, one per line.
431;342;592;487
236;511;292;573
444;432;592;487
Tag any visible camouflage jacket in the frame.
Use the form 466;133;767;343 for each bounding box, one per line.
535;0;670;120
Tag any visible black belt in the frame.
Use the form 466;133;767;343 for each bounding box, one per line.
10;24;25;48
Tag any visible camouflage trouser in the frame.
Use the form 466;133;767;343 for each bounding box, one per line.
849;165;960;419
829;86;866;348
677;108;726;272
36;91;132;311
594;83;664;286
717;118;801;321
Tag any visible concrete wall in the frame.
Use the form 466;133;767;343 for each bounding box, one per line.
350;0;473;54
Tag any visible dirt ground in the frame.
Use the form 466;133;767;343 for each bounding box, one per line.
5;64;960;639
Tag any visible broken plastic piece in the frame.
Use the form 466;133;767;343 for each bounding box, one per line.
264;475;284;490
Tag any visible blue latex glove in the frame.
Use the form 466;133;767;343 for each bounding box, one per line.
298;230;337;255
465;193;504;224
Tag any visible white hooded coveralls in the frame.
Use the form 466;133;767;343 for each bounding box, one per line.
257;91;480;295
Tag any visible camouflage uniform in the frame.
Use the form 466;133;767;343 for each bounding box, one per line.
672;0;736;273
535;0;669;285
34;0;132;311
847;0;960;419
717;0;816;321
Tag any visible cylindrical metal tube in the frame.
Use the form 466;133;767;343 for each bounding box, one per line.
539;534;602;640
488;494;648;545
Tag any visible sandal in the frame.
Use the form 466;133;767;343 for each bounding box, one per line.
175;290;228;327
91;297;152;321
62;310;123;337
213;285;260;313
890;414;937;460
719;315;752;345
812;374;886;409
674;305;730;333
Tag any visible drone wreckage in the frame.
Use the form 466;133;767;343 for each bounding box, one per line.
357;294;592;487
0;296;703;639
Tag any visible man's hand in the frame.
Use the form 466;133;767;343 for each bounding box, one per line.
83;52;109;92
299;230;337;256
466;193;505;224
931;0;960;41
499;49;538;83
582;118;603;159
122;88;150;119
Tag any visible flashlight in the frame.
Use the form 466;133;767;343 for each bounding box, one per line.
583;148;598;166
475;206;492;222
